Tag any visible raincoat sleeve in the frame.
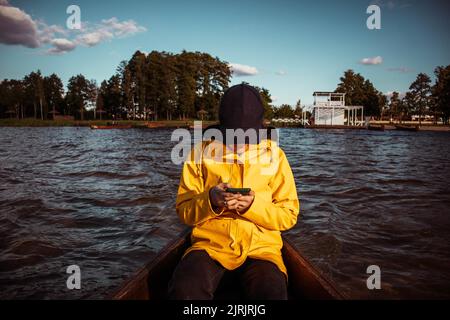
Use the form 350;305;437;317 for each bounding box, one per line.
175;147;220;226
242;148;300;231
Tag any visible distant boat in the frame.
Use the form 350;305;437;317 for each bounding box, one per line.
90;124;132;130
110;228;345;300
368;124;385;131
395;125;419;132
146;122;166;129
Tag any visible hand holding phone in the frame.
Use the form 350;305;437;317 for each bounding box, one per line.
225;187;252;195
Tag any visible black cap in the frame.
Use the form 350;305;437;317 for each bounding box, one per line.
219;84;264;130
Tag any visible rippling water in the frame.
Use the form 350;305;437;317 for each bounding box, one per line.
0;127;449;299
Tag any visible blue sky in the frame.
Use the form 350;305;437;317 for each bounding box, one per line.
0;0;449;105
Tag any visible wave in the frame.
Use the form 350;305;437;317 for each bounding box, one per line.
63;171;148;180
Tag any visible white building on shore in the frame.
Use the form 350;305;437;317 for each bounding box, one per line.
313;92;364;126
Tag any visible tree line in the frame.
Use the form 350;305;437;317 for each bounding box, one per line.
386;67;450;124
0;50;232;121
0;71;66;120
335;67;450;124
267;66;450;124
0;51;449;124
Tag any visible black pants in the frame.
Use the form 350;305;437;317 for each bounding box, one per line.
168;250;288;300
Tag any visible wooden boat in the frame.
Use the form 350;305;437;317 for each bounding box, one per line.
90;124;132;130
111;228;345;300
368;124;385;131
146;122;166;129
395;124;419;132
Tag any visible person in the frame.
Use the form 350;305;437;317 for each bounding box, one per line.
168;84;299;300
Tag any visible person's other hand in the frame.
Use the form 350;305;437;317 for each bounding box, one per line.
226;190;255;213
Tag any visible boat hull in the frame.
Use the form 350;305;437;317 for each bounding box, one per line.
111;228;345;300
395;125;419;131
368;125;385;131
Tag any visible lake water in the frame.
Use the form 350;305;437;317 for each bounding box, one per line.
0;127;449;299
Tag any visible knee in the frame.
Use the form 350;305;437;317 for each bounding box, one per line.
242;260;288;300
254;273;287;300
168;251;222;300
168;275;211;300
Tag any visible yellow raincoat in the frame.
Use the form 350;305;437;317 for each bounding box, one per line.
176;139;299;277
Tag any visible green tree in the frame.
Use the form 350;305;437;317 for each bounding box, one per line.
117;60;134;119
274;104;294;118
379;94;388;120
402;92;416;121
145;51;161;120
176;51;197;119
66;74;94;120
389;91;401;121
43;73;64;119
409;73;432;125
96;84;105;120
335;70;365;106
363;80;383;118
128;51;147;119
86;80;98;118
149;51;178;120
335;69;384;117
23;70;45;119
294;100;303;118
253;86;274;120
0;79;25;118
433;65;450;124
101;75;122;118
194;53;230;120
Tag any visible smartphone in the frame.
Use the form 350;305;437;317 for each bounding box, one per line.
225;187;252;195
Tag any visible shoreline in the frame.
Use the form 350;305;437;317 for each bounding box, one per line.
0;119;449;132
0;119;217;128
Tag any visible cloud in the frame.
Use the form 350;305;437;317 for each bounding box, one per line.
276;70;287;76
101;17;146;38
385;91;406;99
47;38;76;54
359;56;383;65
229;63;258;76
386;67;414;73
370;0;411;10
77;30;113;47
75;18;146;47
38;22;68;44
0;0;40;48
0;1;146;54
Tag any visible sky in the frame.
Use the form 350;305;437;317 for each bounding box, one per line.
0;0;449;106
